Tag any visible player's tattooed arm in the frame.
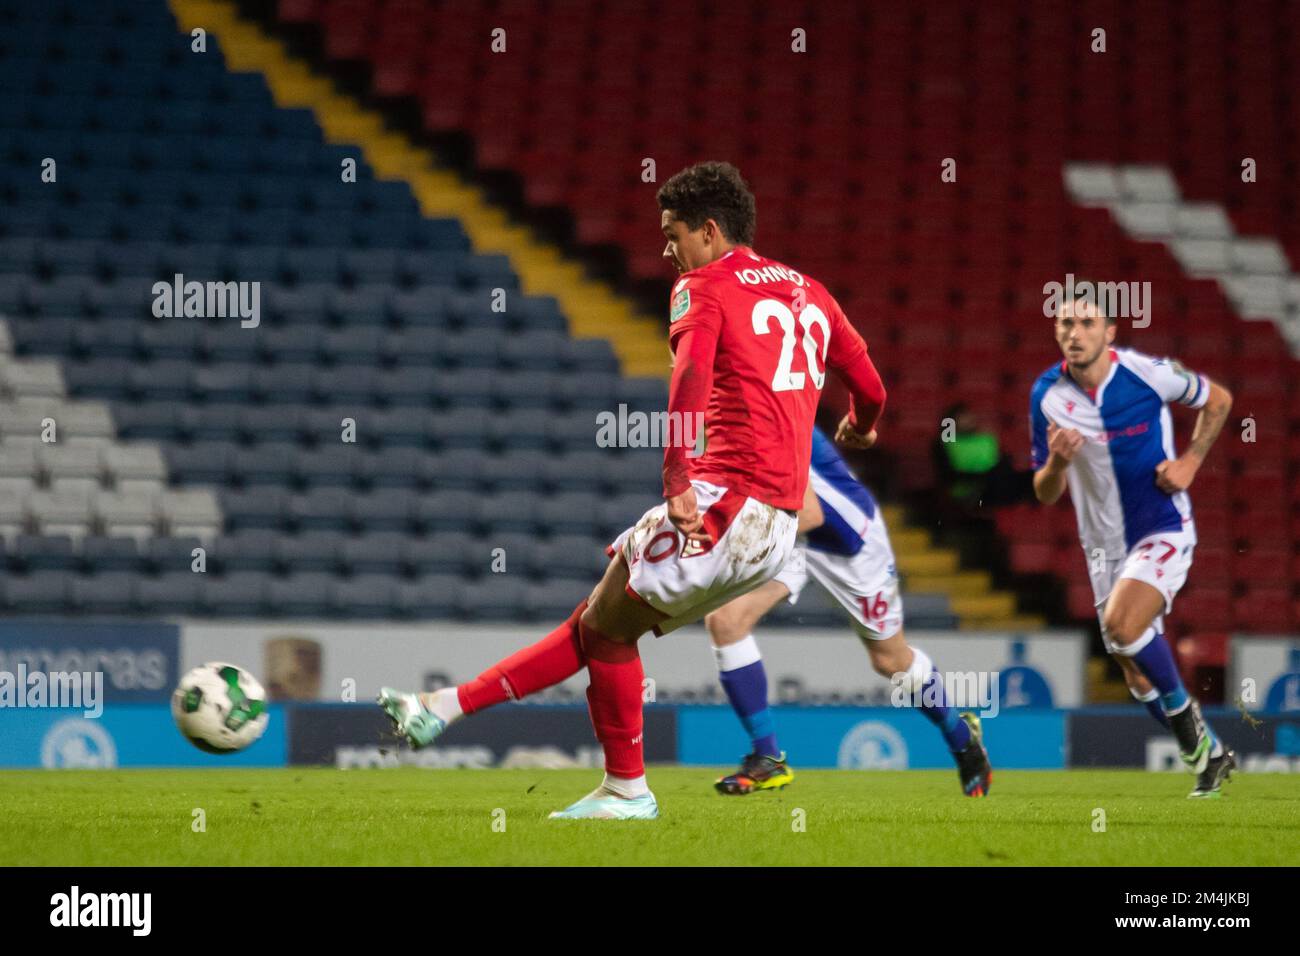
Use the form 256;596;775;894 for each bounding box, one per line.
1033;422;1083;505
1155;380;1233;494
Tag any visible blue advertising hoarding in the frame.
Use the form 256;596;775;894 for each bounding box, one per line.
0;704;286;768
677;705;1067;769
0;620;179;703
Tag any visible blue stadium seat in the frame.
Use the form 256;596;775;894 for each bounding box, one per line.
201;572;270;617
431;370;494;409
268;572;334;617
332;574;398;618
533;535;610;581
254;363;314;404
275;530;347;574
13;534;78;572
80;535;142;573
72;572;138;615
415;491;480;534
524;578;592;618
138;571;202;616
232;444;297;486
142;536;205;575
460;578;529;620
539;493;607;537
394;575;462;618
340;532;408;576
296;447;359;489
243;406;307;444
403;533;474;576
289;489;354;533
478;491;542;536
5;572;74;614
424;449;487;491
352;489;417;533
221;488;288;531
188;406;245;443
213;529;279;574
166;443;233;484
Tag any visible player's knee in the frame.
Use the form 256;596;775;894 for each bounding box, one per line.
1102;609;1143;647
880;645;930;692
704;606;748;646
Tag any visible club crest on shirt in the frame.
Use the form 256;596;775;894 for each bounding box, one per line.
670;288;690;323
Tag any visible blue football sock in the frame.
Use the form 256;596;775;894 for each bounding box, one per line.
1128;631;1188;714
716;638;780;757
1132;687;1170;729
919;667;971;753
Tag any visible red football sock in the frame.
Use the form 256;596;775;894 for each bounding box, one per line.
580;619;645;779
456;601;587;714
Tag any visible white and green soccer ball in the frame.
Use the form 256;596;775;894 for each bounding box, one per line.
172;662;269;754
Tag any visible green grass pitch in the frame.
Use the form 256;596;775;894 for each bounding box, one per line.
2;768;1296;866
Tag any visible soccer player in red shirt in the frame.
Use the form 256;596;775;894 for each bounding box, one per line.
380;162;887;819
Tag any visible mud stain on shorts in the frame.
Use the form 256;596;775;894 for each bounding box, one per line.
728;503;778;565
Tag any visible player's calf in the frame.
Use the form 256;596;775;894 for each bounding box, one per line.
871;636;990;795
1107;617;1224;774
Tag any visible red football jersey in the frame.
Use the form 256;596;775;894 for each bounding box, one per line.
665;246;878;511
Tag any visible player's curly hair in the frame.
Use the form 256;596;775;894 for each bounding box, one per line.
656;161;756;247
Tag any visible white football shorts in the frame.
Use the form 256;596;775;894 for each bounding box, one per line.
1087;528;1195;653
772;515;904;640
606;480;798;636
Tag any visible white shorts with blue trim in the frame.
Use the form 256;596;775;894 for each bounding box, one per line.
772;517;903;640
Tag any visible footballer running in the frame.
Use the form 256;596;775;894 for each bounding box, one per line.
379;162;888;819
1030;288;1235;797
704;425;994;797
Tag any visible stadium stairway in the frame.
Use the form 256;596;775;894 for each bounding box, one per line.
210;0;1043;631
167;0;670;379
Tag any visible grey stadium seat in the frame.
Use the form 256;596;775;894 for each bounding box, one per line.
28;488;94;539
101;443;168;494
158;489;222;541
94;489;158;540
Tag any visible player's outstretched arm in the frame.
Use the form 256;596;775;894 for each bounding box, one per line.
1155;380;1233;493
1033;422;1083;505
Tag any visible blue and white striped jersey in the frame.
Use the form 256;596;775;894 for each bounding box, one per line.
1030;347;1209;558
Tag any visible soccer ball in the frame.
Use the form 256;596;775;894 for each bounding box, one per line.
172;662;269;754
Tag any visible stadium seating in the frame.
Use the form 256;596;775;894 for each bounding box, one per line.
0;0;964;626
274;0;1300;636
